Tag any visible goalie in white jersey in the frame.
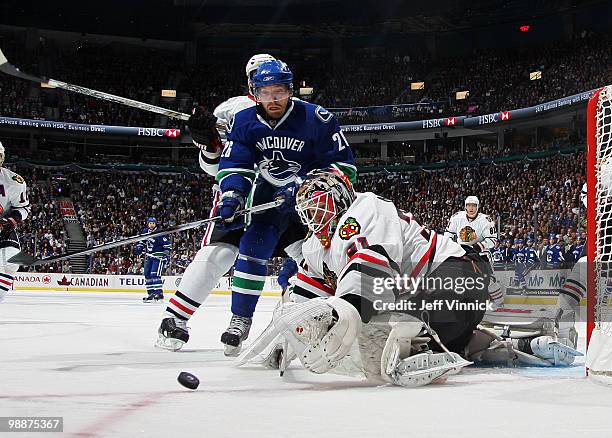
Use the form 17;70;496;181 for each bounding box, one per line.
445;196;504;306
0;141;31;302
240;168;579;387
242;167;492;386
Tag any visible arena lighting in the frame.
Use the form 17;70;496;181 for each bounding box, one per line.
161;89;177;98
530;71;542;81
299;87;314;96
411;81;425;90
456;90;469;100
519;25;531;32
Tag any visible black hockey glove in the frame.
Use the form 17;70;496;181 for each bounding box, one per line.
188;106;223;153
0;217;17;239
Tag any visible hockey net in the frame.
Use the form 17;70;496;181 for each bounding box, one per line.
586;85;612;382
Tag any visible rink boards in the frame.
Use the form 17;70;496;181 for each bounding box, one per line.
12;268;584;306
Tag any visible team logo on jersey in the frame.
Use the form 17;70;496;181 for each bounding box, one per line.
12;175;24;184
259;150;301;186
459;226;477;242
315;106;333;123
339;217;361;240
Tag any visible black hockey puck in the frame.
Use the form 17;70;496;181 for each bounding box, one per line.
177;372;200;390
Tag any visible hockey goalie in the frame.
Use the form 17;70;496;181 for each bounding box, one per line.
241;167;492;386
238;167;583;386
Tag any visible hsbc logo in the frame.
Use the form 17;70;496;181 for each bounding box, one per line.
445;117;456;126
422;119;442;129
137;128;181;138
500;111;511;121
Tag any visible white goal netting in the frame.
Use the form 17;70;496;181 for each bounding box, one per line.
586;85;612;380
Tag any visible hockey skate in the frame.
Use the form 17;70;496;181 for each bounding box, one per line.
156;317;189;351
221;314;252;357
143;292;164;303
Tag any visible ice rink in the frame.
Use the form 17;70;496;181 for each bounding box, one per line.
2;290;612;438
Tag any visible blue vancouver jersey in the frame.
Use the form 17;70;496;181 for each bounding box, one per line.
142;227;172;259
216;99;356;195
490;247;505;268
524;247;539;265
545;244;565;265
513;249;526;264
571;244;585;261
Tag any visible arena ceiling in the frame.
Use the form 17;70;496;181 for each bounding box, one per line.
0;0;607;41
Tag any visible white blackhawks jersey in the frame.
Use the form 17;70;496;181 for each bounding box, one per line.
199;95;256;176
294;192;465;304
0;167;30;222
444;211;496;251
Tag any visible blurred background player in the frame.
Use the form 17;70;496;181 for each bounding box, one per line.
545;233;565;268
134;217;172;302
444;196;504;306
214;59;355;355
0;141;30;303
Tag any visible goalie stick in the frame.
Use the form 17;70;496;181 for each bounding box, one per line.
0;48;190;121
8;199;283;267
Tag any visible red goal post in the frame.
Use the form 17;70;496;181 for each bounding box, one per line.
586;85;612;380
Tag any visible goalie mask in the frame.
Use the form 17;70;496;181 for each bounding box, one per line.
295;167;355;248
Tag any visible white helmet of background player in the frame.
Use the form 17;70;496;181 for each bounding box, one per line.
0;141;4;166
465;195;479;219
296;166;355;248
245;54;276;95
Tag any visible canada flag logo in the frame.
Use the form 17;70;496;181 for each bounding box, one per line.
164;129;180;138
57;276;71;286
500;111;511;121
445;117;456;126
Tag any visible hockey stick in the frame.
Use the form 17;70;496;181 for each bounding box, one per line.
0;48;190;121
8;199;283;267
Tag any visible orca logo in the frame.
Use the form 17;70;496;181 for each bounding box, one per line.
315;106;333;123
259;150;301;186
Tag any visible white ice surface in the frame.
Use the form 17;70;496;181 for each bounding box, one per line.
1;291;612;438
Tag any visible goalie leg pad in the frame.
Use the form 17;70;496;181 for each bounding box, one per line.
530;336;583;366
392;352;472;387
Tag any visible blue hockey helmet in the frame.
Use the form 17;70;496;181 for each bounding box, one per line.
516;239;524;244
549;233;557;241
251;60;294;92
147;217;157;224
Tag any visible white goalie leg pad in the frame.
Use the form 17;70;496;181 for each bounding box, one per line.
175;243;238;303
377;315;471;387
273;297;361;374
379;316;425;384
393;351;472;387
530;336;583;366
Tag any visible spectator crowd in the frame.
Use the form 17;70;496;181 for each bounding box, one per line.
7;148;586;276
0;30;610;126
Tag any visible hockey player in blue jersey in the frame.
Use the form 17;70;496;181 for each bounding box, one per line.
512;239;528;289
545;233;565;268
490;240;506;269
214;59;356;355
135;217;172;302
